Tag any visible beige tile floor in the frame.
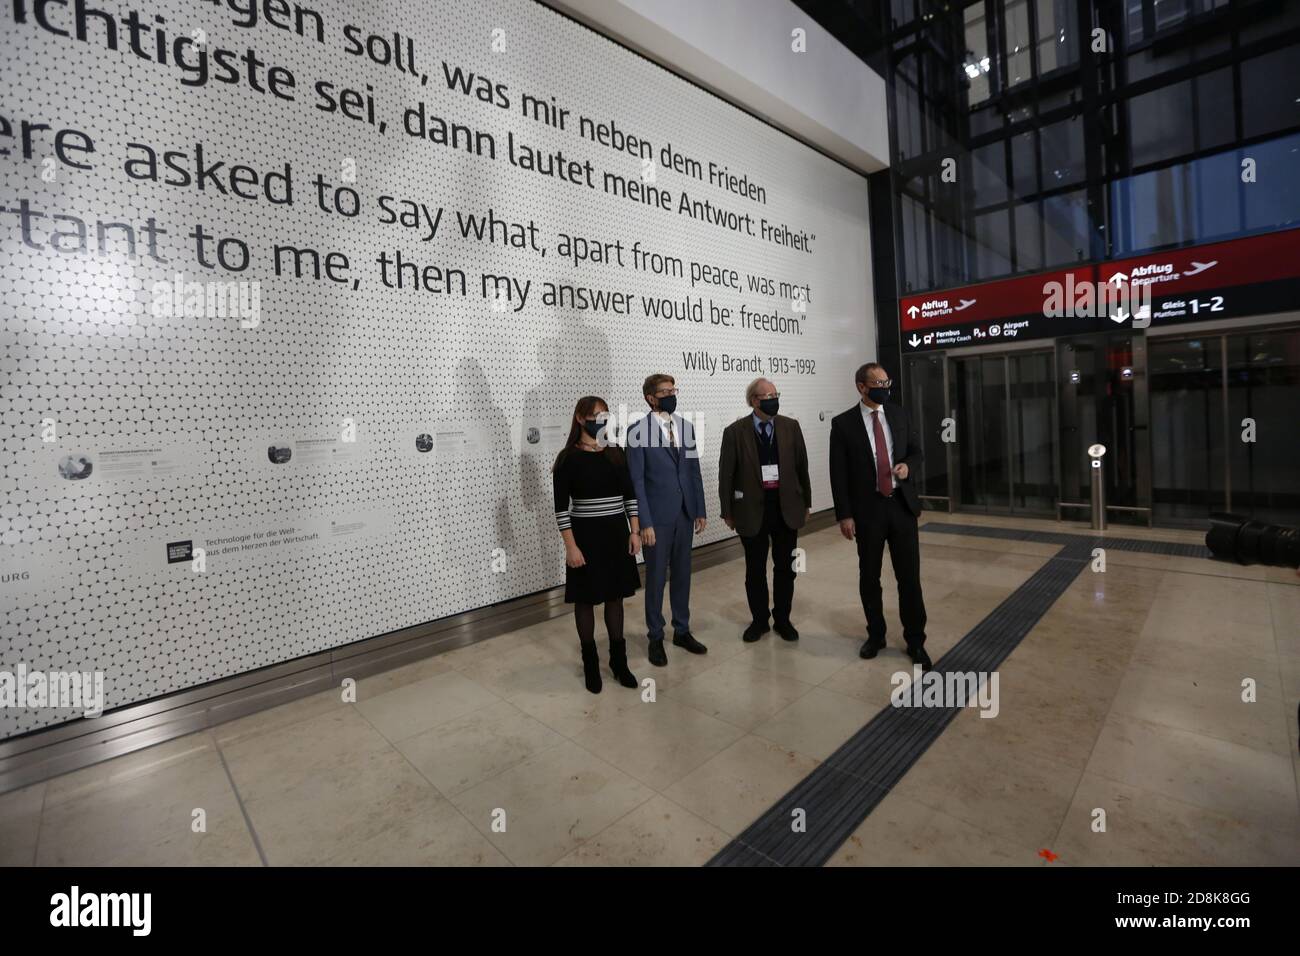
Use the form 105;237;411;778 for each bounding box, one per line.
3;514;1297;866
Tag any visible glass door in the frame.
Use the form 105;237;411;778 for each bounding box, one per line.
1149;323;1300;526
1148;335;1226;522
1226;327;1300;525
949;348;1057;515
952;354;1008;510
1008;351;1058;511
902;352;951;510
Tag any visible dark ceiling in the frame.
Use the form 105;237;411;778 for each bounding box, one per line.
791;0;893;75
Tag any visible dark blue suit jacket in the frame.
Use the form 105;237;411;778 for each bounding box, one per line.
625;413;707;530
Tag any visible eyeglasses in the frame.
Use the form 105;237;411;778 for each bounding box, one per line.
755;392;780;400
655;387;680;397
865;378;892;388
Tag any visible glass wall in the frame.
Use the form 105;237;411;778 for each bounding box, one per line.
948;349;1058;514
1148;335;1226;521
902;352;952;505
1225;327;1300;524
862;0;1300;296
1149;324;1300;525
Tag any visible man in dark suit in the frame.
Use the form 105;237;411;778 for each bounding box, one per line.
829;362;932;670
719;377;812;643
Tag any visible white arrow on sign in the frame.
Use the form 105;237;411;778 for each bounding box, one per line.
1109;271;1128;285
1110;309;1130;324
908;334;922;347
907;305;920;317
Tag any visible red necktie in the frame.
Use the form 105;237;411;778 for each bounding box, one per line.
871;409;892;495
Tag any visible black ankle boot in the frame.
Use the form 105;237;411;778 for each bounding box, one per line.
580;640;603;694
607;638;639;689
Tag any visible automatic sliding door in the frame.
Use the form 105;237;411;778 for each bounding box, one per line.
952;350;1053;514
952;356;1008;511
902;353;951;509
1149;336;1225;521
1226;328;1300;524
978;356;1011;509
1008;352;1056;513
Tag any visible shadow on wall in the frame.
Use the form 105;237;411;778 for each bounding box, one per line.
453;355;520;609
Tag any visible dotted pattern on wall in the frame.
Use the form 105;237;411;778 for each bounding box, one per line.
0;0;875;738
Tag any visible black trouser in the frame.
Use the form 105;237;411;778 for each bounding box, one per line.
741;493;798;627
855;494;926;647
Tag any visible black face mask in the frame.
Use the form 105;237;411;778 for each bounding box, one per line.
582;419;604;439
867;387;890;405
758;397;780;417
657;394;677;415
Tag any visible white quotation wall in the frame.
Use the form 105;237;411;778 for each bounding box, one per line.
0;0;874;737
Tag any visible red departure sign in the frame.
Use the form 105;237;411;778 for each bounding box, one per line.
898;228;1300;352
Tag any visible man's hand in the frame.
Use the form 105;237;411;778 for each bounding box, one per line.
642;527;656;548
839;518;855;540
695;517;707;534
893;462;909;480
724;516;735;530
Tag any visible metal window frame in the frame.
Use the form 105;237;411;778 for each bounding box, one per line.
882;0;1300;297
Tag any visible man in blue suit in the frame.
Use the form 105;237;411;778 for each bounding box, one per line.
626;373;708;666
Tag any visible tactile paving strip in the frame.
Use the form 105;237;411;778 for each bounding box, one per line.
707;521;1217;866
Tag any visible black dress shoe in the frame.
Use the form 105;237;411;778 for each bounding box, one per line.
742;621;768;643
648;640;668;667
907;645;934;671
774;620;799;642
673;632;708;654
859;639;886;659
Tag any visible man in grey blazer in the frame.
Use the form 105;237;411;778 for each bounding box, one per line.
719;377;812;643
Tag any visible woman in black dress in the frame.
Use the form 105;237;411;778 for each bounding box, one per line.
553;396;642;693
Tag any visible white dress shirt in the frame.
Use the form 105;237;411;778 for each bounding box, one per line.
655;411;677;448
859;401;896;491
